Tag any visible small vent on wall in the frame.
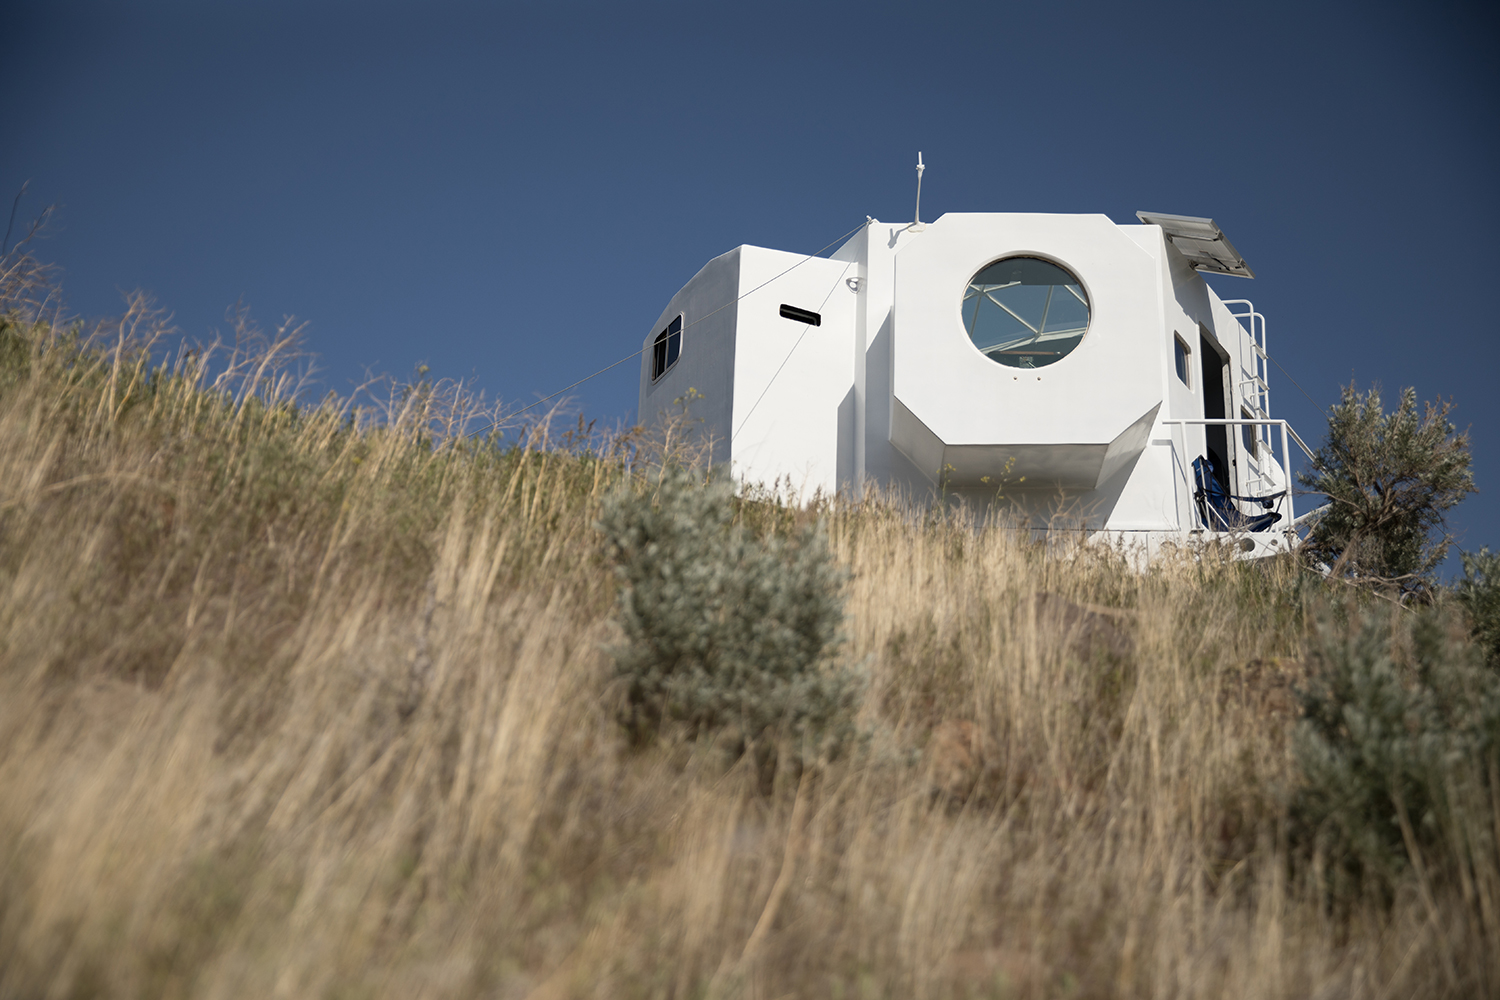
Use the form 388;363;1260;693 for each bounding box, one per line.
779;304;822;326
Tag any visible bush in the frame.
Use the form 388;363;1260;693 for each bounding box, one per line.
1298;383;1474;597
598;466;863;766
1456;547;1500;669
1291;605;1500;902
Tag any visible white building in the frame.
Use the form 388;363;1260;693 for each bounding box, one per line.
637;210;1311;556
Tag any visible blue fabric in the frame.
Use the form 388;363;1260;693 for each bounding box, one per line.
1193;455;1284;533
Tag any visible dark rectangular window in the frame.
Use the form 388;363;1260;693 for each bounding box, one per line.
779;304;821;326
651;315;682;381
1240;407;1258;458
1173;334;1191;387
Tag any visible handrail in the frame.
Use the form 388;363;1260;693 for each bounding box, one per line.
1285;424;1317;462
1160;417;1315;535
1221;299;1271;431
1160;418;1317;461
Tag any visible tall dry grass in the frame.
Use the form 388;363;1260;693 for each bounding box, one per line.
0;255;1495;999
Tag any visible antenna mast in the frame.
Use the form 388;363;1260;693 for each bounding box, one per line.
910;152;926;232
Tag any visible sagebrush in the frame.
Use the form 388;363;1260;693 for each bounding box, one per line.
1292;604;1500;908
1298;382;1474;594
599;465;863;768
1457;546;1500;667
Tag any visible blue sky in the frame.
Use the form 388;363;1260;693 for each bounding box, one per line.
5;0;1498;563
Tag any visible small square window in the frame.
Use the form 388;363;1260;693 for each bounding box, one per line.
1240;407;1259;458
651;315;682;381
1173;334;1192;387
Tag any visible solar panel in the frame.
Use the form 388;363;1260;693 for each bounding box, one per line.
1135;211;1255;278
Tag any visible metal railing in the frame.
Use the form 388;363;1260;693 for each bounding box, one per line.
1159;417;1317;534
1221;299;1274;479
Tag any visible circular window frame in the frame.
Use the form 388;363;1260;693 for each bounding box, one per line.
957;253;1093;372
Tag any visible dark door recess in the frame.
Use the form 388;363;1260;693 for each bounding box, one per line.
1199;330;1231;492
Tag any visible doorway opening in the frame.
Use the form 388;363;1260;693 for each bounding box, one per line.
1199;329;1230;492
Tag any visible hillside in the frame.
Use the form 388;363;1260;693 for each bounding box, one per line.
1;261;1496;999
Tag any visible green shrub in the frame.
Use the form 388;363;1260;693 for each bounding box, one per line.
1291;605;1500;902
598;466;863;765
1456;547;1500;668
1297;383;1474;596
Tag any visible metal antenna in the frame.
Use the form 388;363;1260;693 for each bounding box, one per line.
910;153;926;232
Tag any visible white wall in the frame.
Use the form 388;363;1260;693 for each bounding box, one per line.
728;248;859;497
890;213;1160;450
835;220;933;497
638;248;741;465
1118;223;1200;531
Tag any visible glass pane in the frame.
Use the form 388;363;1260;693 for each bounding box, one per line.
653;315;683;380
964;257;1089;369
666;316;681;369
652;336;667;379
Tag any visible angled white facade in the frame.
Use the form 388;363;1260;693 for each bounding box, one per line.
638;212;1306;554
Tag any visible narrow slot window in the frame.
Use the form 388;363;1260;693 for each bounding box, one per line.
1173;334;1192;387
651;315;682;381
779;304;822;326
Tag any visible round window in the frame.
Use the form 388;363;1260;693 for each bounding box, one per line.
962;256;1090;369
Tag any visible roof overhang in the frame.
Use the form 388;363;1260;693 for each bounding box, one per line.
1135;211;1255;278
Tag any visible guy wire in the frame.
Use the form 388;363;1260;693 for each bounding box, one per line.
485;219;869;431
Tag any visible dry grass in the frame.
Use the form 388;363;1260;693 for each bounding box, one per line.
0;258;1495;999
